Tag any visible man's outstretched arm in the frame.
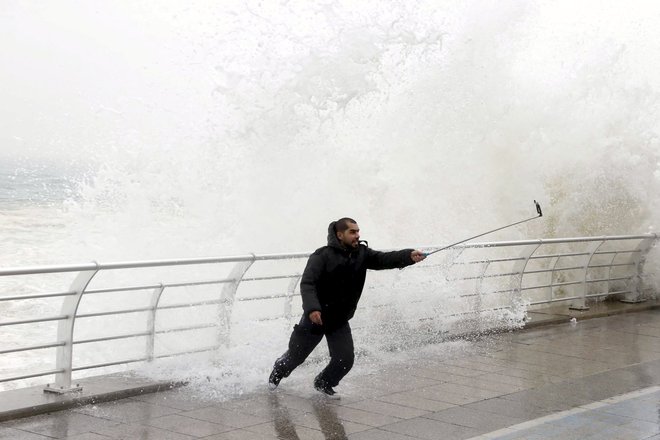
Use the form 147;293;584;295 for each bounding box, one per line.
366;248;426;270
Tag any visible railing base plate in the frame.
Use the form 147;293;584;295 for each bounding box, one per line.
569;305;590;311
619;298;647;304
43;384;82;395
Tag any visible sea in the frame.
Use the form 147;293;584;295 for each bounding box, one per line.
0;159;83;267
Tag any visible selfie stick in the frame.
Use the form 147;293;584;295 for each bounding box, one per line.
423;200;543;257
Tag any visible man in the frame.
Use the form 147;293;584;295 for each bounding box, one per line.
268;217;426;398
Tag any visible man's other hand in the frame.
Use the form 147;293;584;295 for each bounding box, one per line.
309;311;323;325
411;250;426;263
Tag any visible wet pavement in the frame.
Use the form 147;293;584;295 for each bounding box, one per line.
1;309;659;439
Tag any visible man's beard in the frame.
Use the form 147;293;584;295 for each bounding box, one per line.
342;239;359;249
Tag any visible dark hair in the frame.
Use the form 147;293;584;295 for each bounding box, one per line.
335;217;357;233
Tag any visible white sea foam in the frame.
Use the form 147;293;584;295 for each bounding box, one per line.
2;0;659;261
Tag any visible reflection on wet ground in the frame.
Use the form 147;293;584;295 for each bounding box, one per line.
1;309;659;439
269;393;348;440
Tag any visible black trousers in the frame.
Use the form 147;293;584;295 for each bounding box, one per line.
273;315;354;387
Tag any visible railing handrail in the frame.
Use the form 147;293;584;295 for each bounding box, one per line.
1;234;656;277
0;253;312;277
418;233;658;250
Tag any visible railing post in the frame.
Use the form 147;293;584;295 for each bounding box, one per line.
546;255;561;302
604;252;619;295
146;284;166;361
621;237;656;303
472;260;491;332
569;241;604;311
284;275;302;324
445;247;466;279
217;256;255;348
474;260;491;311
510;244;541;317
44;265;99;394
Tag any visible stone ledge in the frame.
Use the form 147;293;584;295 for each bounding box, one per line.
0;372;185;422
525;297;660;329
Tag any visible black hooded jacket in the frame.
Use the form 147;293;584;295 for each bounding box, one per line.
300;221;415;332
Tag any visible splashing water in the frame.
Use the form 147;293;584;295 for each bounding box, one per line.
2;0;659;260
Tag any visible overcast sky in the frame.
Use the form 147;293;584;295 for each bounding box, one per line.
0;1;219;163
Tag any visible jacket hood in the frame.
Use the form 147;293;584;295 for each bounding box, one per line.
327;221;343;249
327;221;364;252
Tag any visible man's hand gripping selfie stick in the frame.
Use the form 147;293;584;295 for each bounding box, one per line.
423;200;543;258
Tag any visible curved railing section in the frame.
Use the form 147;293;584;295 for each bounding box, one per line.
0;234;656;393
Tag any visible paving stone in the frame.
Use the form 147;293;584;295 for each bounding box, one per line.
73;399;181;423
344;399;430;419
440;375;527;394
583;425;655;440
619;419;660;437
201;429;278;440
352;372;441;393
291;410;371;435
348;427;424;439
217;393;306;419
423;382;505;400
182;405;268;428
330;405;403;427
499;386;593;411
376;391;457;412
414;364;485;379
579;410;637;425
440;358;507;373
61;434;112;440
477;372;551;389
462;397;553;420
326;385;391;402
411;385;497;406
243;420;327;440
598;402;660;423
426;405;524;432
129;389;216;411
2;412;120;438
381;416;481;440
92;423;196;439
0;427;53;439
144;413;234;437
267;393;319;413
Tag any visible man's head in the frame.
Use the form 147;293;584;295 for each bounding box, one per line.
335;217;360;249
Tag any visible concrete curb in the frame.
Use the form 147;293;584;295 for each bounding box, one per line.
0;374;186;423
523;298;660;330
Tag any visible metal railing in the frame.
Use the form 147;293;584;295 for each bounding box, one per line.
0;234;656;392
